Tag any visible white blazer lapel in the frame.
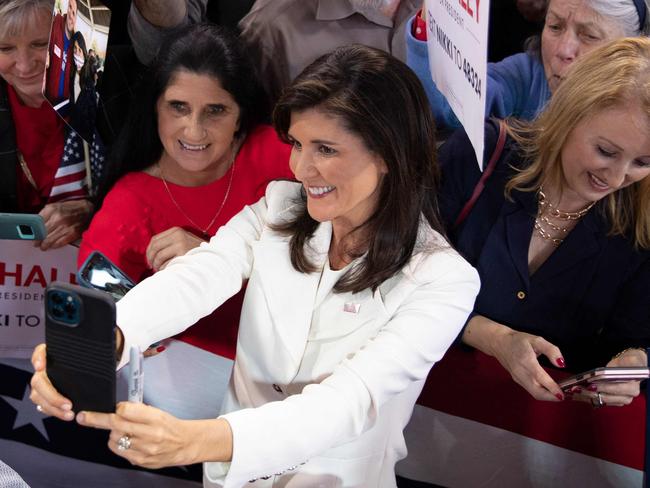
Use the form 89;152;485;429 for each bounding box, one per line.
250;222;332;379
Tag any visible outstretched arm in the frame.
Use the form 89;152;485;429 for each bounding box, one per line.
462;314;566;402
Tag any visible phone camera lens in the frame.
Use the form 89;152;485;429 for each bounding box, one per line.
52;306;63;318
18;224;34;237
64;303;76;315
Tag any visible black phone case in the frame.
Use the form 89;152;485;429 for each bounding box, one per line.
45;282;116;413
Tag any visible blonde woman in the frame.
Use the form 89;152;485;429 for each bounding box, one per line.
439;37;650;407
0;0;96;249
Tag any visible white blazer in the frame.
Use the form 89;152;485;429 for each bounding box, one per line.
117;181;480;488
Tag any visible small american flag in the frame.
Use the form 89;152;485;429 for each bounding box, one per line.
343;303;361;314
48;131;88;203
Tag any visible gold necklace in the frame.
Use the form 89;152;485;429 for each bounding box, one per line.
534;219;565;246
18;152;38;190
158;149;238;239
534;187;596;246
537;188;596;220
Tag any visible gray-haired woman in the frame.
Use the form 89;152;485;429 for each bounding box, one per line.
408;0;650;128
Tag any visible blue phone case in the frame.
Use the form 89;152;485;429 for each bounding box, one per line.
0;213;47;240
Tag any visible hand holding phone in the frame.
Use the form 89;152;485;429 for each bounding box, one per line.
45;282;116;413
0;213;47;240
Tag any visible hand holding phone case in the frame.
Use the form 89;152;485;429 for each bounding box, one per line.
0;213;47;240
46;282;116;413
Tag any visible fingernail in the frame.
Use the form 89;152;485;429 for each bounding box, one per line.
64;411;75;420
76;412;85;423
61;403;72;411
587;384;598;392
156;346;166;353
556;358;566;368
33;359;41;369
555;393;564;401
571;386;582;393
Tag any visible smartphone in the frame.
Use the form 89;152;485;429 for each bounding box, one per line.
45;282;116;413
559;367;650;391
0;213;47;240
77;251;135;301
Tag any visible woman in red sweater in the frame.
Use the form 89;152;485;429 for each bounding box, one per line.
0;0;93;249
78;24;293;419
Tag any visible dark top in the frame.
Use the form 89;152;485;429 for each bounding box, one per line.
438;120;650;371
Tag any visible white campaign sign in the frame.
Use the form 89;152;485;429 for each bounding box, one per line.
0;241;78;358
425;0;489;167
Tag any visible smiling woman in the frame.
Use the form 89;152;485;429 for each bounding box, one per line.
30;44;480;487
407;0;650;128
0;0;94;250
438;37;650;408
285;109;388;268
77;23;294;421
155;71;242;185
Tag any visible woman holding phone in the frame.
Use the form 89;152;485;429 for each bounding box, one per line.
0;0;95;249
77;24;293;420
30;44;479;485
438;37;650;407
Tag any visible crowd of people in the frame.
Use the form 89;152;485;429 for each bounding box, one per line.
0;0;648;485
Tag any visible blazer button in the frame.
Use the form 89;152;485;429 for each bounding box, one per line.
272;384;283;393
516;291;526;300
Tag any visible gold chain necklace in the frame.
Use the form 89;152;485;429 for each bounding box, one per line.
158;149;238;239
534;187;596;247
18;152;38;190
534;219;565;246
537;188;595;220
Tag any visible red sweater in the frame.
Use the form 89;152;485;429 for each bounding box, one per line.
7;85;66;212
79;125;294;358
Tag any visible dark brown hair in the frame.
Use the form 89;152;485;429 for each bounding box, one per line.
273;44;445;293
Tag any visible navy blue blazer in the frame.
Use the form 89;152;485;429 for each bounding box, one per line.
438;120;650;371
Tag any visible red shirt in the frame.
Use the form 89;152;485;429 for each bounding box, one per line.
79;125;294;358
45;14;73;104
8;84;65;212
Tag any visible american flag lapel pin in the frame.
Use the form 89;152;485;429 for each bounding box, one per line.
343;302;361;314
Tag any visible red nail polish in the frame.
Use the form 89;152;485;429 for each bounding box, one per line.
156;346;166;353
555;393;564;401
587;384;598;392
556;357;566;368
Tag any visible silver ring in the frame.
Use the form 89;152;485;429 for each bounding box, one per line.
592;392;604;408
117;434;131;451
36;404;43;413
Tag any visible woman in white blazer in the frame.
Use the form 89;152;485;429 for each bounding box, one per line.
30;44;480;487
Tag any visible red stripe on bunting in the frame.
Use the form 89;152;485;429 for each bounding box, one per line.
417;346;645;470
52;171;86;187
48;189;88;203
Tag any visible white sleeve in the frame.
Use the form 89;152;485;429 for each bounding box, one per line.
115;183;273;369
220;252;480;485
